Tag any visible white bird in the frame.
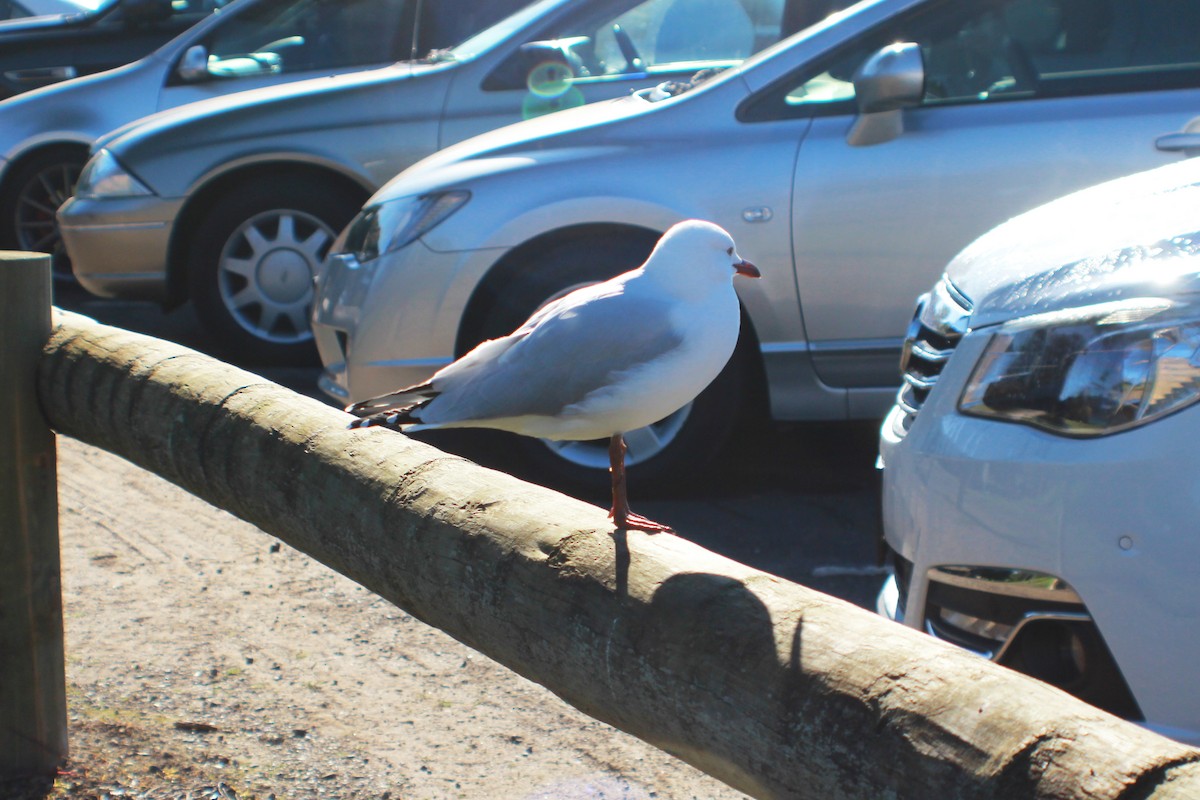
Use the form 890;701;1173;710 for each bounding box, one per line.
345;219;760;533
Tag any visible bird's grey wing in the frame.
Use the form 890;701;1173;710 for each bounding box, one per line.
419;290;682;424
426;277;632;389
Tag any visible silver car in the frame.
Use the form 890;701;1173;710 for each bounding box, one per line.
58;0;797;363
310;0;1200;490
0;0;528;276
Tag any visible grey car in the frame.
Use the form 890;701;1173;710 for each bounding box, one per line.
0;0;529;277
57;0;800;363
307;0;1200;489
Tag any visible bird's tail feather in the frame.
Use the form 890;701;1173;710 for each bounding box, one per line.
345;382;437;430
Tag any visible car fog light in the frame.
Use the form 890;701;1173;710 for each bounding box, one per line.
1014;621;1087;688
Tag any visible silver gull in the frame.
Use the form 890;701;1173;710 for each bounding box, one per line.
345;219;760;532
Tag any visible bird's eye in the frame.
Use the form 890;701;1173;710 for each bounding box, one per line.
726;246;733;255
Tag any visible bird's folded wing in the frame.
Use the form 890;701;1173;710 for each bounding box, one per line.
420;290;682;425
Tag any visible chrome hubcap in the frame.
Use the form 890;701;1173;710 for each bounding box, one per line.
257;247;313;305
218;209;334;345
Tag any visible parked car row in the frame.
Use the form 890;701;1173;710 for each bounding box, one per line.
56;0;808;363
0;0;531;275
5;0;1197;746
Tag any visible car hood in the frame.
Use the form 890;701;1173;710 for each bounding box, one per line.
0;58;154;147
370;81;713;202
95;60;429;154
947;157;1200;330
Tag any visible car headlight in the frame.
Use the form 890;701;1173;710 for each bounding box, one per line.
74;149;154;199
335;191;470;263
960;298;1200;436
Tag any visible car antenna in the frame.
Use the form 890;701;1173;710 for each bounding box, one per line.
409;0;424;61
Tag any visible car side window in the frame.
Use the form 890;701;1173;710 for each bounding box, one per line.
485;0;850;92
414;0;540;56
199;0;413;80
744;0;1200;120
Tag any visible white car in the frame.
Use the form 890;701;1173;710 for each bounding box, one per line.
877;157;1200;744
311;0;1200;490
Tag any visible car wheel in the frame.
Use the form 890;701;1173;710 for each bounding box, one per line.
188;178;360;365
476;233;747;494
0;149;86;282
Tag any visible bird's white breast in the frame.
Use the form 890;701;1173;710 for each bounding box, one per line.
542;284;742;440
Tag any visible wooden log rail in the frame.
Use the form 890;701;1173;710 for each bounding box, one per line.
11;300;1200;797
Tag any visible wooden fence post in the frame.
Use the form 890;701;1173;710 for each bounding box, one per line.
0;251;66;779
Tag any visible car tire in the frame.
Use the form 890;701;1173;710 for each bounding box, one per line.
476;233;748;495
187;177;360;365
0;148;86;282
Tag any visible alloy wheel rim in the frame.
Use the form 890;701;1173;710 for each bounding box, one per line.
16;161;81;278
217;208;335;345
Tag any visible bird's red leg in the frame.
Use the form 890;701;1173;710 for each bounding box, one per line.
607;434;673;534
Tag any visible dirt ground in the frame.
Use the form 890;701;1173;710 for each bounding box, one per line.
9;436;747;800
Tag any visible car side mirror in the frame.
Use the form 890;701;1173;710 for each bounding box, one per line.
519;37;589;76
177;44;210;82
846;42;924;147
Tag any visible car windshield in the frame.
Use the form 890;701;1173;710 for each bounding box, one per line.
441;0;566;61
730;0;873;74
629;0;866;102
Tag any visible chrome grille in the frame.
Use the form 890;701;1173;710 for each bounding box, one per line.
894;276;973;433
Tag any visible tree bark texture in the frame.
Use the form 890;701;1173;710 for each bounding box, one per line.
36;309;1200;799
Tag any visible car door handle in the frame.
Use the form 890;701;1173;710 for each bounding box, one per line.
1155;132;1200;153
4;66;78;84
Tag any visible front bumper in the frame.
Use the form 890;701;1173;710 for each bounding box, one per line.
57;194;183;301
878;330;1200;745
312;239;500;404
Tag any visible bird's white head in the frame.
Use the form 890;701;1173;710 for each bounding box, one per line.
646;220;760;290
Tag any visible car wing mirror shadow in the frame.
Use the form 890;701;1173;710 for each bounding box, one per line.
846;41;924;147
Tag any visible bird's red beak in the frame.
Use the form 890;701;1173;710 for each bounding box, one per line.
734;259;760;278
